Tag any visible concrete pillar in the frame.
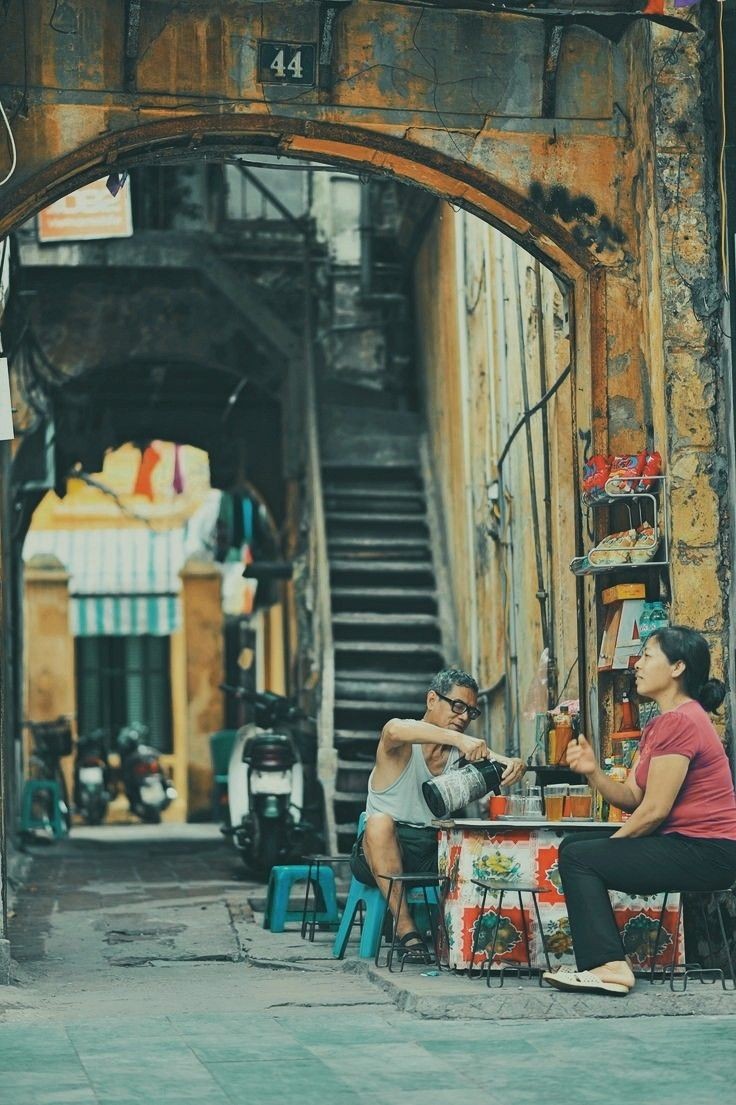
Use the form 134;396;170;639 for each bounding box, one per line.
180;558;224;819
22;555;76;798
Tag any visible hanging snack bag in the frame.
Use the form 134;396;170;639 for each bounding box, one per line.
582;455;612;502
636;451;662;492
605;453;646;495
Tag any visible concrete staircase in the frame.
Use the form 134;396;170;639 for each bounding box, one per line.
319;404;445;851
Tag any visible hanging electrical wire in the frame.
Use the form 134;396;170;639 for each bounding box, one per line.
0;94;17;187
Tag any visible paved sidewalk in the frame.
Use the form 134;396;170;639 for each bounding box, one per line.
244;893;736;1021
1;826;733;1104
0;1007;731;1105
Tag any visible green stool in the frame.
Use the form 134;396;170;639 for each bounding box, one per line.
20;779;68;839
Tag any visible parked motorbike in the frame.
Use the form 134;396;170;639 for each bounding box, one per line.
73;728;111;826
220;684;318;876
116;723;177;824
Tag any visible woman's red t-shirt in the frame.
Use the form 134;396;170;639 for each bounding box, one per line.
634;700;736;840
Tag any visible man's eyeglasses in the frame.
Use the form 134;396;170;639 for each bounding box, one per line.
435;691;482;721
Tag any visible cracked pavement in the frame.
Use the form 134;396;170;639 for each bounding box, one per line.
1;824;733;1104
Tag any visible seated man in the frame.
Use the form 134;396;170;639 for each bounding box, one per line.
350;666;525;961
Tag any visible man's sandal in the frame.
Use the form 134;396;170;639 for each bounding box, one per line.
397;930;433;964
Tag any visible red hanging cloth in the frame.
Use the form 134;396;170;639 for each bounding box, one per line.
133;444;162;500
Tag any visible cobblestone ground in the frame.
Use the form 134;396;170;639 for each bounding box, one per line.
1;824;733;1105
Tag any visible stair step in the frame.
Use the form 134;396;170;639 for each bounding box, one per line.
337;758;373;771
324;488;426;512
335;679;429;702
330;558;434;572
335;697;426;713
328;535;430;550
333;612;438;627
331;587;438;615
333;790;368;805
334;641;443;655
324;486;424;501
322;466;423;493
334;729;381;745
335;660;440;680
326;512;428;527
333;614;441;645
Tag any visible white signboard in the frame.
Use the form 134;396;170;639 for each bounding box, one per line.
0;356;14;440
38;178;133;242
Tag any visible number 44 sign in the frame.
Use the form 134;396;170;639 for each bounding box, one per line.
258;41;316;86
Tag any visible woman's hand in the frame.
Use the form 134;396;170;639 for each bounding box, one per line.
566;734;597;776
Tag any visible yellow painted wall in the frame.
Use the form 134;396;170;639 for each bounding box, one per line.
415;207;579;760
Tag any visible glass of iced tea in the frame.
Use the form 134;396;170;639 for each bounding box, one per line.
564;785;593;819
544;784;568;821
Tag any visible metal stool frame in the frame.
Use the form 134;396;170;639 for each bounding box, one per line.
469;880;552;988
300;854;349;941
649;888;735;992
374;873;448;972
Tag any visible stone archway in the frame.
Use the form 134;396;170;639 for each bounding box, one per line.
0;0;729;720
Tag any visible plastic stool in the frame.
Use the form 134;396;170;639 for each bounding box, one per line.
650;888;736;991
264;864;339;933
20;779;68;840
470;879;552;987
332;876;387;959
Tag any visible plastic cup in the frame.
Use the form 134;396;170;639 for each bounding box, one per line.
544;784;568;821
488;795;508;819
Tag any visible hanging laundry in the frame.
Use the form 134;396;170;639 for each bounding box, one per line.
242;496;254;545
172;444;185;495
232;493;245;550
133;443;162;500
215;491;235;560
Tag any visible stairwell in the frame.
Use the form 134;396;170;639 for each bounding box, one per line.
319;403;447;852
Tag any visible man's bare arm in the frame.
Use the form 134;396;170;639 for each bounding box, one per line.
381;718;489;761
381;719;526;784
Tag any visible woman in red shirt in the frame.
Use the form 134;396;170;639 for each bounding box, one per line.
544;625;736;996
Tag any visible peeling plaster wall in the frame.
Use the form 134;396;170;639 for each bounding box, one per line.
415;205;577;760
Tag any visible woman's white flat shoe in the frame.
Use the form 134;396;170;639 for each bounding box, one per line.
542;969;630;995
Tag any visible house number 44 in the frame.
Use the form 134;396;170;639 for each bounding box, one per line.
258;42;316;86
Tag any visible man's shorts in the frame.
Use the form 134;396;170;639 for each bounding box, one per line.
350;820;438;887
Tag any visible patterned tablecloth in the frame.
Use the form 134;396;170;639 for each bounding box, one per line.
436;822;684;973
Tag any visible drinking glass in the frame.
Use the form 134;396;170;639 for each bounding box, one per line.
544;784;568;821
565;784;593;819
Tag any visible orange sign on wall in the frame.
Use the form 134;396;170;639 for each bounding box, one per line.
38;178;133;242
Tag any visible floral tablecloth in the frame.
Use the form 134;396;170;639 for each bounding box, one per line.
437;824;684;973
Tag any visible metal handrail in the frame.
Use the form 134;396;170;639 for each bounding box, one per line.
302;239;337;855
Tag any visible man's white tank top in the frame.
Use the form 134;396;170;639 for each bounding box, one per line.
366;743;460;828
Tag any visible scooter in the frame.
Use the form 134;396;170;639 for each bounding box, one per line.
116;723;177;824
220;684;316;876
73;728;111;826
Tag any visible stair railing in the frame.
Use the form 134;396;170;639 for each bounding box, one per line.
303;241;338;855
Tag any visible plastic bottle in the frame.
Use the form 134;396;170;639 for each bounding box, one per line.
620;692;636;731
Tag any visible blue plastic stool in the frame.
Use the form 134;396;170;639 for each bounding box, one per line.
332;875;442;960
332;876;387;959
20;779;68;840
264;864;339;933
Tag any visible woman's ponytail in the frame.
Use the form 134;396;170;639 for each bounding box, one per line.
697;678;726;714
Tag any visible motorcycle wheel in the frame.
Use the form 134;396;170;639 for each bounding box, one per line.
141;808;162;825
258;826;287;878
84;803;106;827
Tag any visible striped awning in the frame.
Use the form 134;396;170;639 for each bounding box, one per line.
23;527;187;637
